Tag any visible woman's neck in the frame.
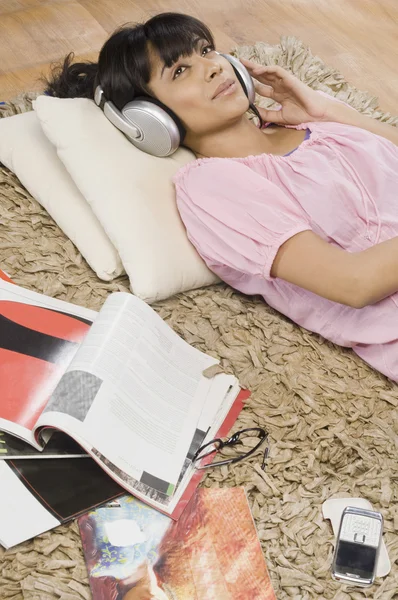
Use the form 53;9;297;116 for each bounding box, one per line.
189;116;275;159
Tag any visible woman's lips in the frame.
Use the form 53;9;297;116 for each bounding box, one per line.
213;81;237;99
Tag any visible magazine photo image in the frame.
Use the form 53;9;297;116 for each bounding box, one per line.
79;487;276;600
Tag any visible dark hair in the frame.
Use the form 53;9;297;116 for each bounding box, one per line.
43;12;263;126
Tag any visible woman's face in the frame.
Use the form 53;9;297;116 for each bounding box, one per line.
123;581;168;600
147;39;250;139
120;561;169;600
123;588;168;600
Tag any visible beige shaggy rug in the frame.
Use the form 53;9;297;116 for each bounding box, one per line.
1;36;398;600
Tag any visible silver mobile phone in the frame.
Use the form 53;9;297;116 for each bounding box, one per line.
332;506;383;587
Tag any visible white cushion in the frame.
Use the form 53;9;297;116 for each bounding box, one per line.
0;111;123;281
34;96;219;303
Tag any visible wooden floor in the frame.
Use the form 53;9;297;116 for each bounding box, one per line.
0;0;397;113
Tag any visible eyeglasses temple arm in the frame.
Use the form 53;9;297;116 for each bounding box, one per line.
261;446;269;471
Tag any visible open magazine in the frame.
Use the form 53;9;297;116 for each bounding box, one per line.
0;275;248;521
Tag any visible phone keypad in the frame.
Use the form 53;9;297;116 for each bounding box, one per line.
340;514;382;548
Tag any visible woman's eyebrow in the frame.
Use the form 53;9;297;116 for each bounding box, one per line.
160;63;169;79
160;38;205;79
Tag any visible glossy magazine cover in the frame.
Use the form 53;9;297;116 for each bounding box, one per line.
79;487;276;600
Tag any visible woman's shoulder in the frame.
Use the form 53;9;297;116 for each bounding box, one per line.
172;156;217;185
172;154;268;190
173;155;234;182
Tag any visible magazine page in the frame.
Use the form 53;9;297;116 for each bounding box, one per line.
0;430;87;459
78;488;276;600
171;388;251;520
0;461;60;549
0;457;124;549
165;377;243;517
35;292;222;500
0;278;96;448
104;374;241;517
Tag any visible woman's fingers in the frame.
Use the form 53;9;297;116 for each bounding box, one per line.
253;64;286;74
253;80;274;98
241;65;287;89
254;67;291;86
239;57;261;69
257;105;284;125
241;60;292;84
239;58;274;79
240;58;287;75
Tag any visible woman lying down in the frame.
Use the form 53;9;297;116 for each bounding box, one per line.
45;12;398;383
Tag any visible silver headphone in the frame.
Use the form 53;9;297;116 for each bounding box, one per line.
94;52;255;157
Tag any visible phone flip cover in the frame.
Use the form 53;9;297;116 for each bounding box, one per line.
322;496;391;577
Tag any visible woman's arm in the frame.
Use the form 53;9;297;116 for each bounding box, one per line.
272;230;398;308
322;101;398;147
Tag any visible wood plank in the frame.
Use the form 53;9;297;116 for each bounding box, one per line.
0;2;106;72
78;0;398;112
0;0;70;15
0;0;397;114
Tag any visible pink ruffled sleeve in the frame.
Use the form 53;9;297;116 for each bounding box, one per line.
174;159;312;279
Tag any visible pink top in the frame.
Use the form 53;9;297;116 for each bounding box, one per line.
172;100;398;379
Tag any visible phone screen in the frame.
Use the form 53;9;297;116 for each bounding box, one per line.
335;540;376;579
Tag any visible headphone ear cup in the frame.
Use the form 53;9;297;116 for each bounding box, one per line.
95;88;184;157
120;98;183;157
218;53;256;105
133;96;187;142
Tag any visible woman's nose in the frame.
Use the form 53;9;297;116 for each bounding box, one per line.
206;60;222;80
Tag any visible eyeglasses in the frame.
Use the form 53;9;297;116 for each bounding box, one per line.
192;427;269;471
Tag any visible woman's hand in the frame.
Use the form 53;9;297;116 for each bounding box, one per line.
240;58;337;125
